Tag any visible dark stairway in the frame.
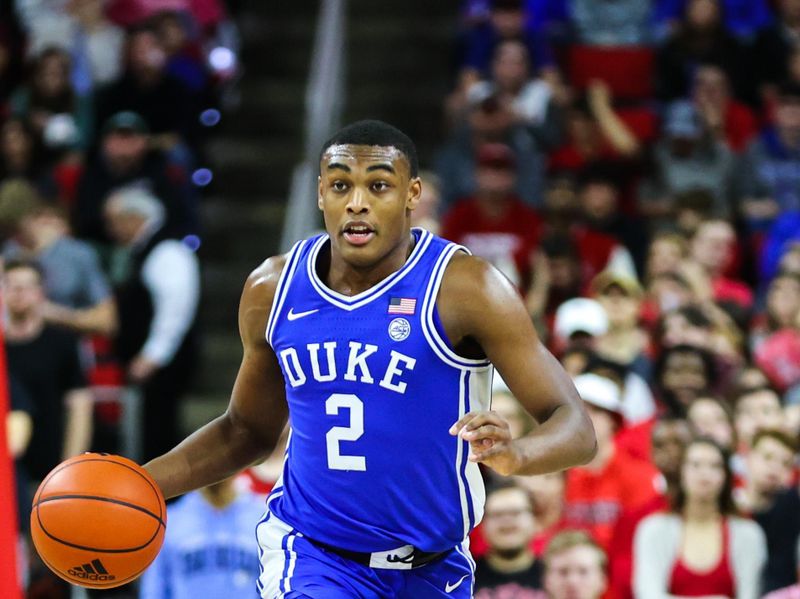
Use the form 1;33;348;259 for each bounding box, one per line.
187;3;317;425
344;1;460;166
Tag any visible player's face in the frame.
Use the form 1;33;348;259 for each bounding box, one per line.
318;144;421;269
545;546;607;599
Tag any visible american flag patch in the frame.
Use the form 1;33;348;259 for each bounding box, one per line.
388;297;416;315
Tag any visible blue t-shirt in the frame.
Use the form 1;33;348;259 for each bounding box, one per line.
139;490;266;599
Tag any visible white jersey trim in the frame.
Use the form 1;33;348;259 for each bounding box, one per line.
306;227;433;311
420;243;491;370
465;369;490;527
455;370;470;538
265;240;306;348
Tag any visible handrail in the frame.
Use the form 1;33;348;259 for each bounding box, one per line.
280;0;347;251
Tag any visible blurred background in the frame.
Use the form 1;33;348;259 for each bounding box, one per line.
2;0;800;598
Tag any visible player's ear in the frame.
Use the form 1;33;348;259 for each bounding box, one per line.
406;177;422;212
317;176;324;210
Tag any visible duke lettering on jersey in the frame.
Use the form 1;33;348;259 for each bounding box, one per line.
262;229;493;554
278;342;416;393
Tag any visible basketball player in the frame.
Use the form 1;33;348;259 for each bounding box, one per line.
144;120;596;598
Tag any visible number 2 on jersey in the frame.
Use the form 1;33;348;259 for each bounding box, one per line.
325;393;366;471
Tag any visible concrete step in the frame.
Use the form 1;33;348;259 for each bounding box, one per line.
195;330;244;394
347;17;456;42
236;79;307;113
189;3;315;401
180;393;229;433
200;259;269;329
344;1;459;168
347;0;459;18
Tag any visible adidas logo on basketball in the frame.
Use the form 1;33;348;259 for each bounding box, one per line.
68;559;115;582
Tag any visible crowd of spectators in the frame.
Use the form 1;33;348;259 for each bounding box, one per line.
430;0;800;597
0;0;237;596
3;0;800;598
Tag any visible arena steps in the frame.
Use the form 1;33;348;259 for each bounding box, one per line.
344;0;460;165
189;3;316;413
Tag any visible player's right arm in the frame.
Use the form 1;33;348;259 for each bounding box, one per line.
144;256;289;499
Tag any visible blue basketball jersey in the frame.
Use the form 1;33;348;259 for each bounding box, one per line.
264;228;493;553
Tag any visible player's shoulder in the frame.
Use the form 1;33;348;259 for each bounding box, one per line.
242;252;291;308
438;250;512;303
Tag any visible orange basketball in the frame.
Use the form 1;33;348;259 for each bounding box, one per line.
30;453;167;589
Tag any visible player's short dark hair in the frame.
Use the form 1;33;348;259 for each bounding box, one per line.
319;120;419;177
4;258;45;283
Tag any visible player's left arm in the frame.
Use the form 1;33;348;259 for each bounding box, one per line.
442;253;596;476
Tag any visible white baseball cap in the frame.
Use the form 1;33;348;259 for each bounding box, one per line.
554;298;609;340
573;373;623;415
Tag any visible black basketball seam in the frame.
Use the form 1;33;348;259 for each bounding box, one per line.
36;456;165;521
34;497;164;554
35;494;165;527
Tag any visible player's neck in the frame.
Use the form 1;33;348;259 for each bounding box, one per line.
326;232;415;296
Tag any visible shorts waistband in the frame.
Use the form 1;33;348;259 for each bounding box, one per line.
306;537;449;570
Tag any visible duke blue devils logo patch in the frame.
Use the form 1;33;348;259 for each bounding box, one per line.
388;318;411;341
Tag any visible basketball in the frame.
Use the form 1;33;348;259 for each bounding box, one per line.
29;453;167;589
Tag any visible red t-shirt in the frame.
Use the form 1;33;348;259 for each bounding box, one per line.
564;449;661;550
441;196;542;287
615;418;657;465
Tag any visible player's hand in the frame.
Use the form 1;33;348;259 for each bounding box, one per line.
449;411;522;476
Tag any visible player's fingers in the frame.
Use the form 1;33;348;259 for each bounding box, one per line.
462;424;509;443
468;438;494;454
448;411;482;435
468;444;505;463
459;414;508;441
463;411;506;430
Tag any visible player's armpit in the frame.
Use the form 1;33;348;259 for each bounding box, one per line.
438;254;596;475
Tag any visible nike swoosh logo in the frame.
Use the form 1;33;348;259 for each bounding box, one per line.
286;308;319;321
445;574;470;593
